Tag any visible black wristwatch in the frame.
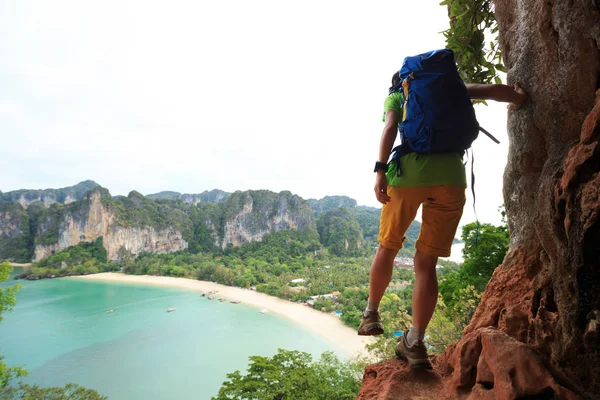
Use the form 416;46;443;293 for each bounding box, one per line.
374;161;388;173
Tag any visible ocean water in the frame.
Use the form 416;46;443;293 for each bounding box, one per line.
0;270;343;399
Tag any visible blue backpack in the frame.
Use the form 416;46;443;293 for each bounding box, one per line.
390;49;500;243
391;49;497;163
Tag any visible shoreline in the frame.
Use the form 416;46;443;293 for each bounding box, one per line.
70;273;373;358
8;262;32;269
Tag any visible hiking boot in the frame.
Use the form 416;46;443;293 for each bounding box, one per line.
357;310;384;336
395;330;432;369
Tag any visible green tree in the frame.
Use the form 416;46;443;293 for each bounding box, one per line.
3;383;107;400
212;349;361;400
440;221;509;307
461;222;509;286
442;0;504;85
0;203;32;262
316;208;364;257
0;262;27;390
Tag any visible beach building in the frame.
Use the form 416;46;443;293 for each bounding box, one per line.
394;256;413;269
387;280;412;292
305;291;341;308
290;278;306;285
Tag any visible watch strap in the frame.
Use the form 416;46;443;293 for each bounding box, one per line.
374;161;388;173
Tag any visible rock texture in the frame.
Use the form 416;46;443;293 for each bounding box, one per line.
33;188;188;262
359;359;445;400
219;190;316;248
358;1;600;399
359;329;582;400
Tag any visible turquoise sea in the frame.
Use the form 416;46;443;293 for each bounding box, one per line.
0;269;343;399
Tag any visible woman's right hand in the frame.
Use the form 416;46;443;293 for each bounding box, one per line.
374;172;391;204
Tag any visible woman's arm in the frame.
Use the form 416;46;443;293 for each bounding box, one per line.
466;83;527;110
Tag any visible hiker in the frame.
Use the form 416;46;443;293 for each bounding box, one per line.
358;49;527;370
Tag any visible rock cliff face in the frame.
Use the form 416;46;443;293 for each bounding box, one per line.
33;188;188;262
219;190;317;248
358;1;600;399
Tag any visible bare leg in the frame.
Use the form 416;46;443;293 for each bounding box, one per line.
411;250;438;330
368;244;399;310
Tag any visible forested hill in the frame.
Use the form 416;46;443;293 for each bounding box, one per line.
308;196;357;217
146;189;230;205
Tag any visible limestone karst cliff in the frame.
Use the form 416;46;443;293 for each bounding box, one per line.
217;190;317;248
32;188;189;262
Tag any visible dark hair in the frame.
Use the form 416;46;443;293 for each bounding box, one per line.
389;71;401;94
391;72;400;86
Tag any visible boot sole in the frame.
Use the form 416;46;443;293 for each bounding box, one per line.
395;347;432;370
357;327;384;336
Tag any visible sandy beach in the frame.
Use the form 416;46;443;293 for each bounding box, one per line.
71;273;373;358
9;262;32;268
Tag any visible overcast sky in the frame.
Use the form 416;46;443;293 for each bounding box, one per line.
1;0;510;226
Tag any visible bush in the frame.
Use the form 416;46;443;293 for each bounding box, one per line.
25;238;110;278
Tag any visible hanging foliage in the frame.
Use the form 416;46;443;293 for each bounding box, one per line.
441;0;505;84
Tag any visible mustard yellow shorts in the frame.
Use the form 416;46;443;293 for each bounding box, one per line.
378;185;466;257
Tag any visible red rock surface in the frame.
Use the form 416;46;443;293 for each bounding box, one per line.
359;330;585;400
358;359;446;400
358;0;600;398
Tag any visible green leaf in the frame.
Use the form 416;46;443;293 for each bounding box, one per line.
441;0;502;84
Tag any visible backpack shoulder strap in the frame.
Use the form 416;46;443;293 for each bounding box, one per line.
479;126;501;144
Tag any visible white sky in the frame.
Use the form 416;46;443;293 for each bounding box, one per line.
0;0;509;226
